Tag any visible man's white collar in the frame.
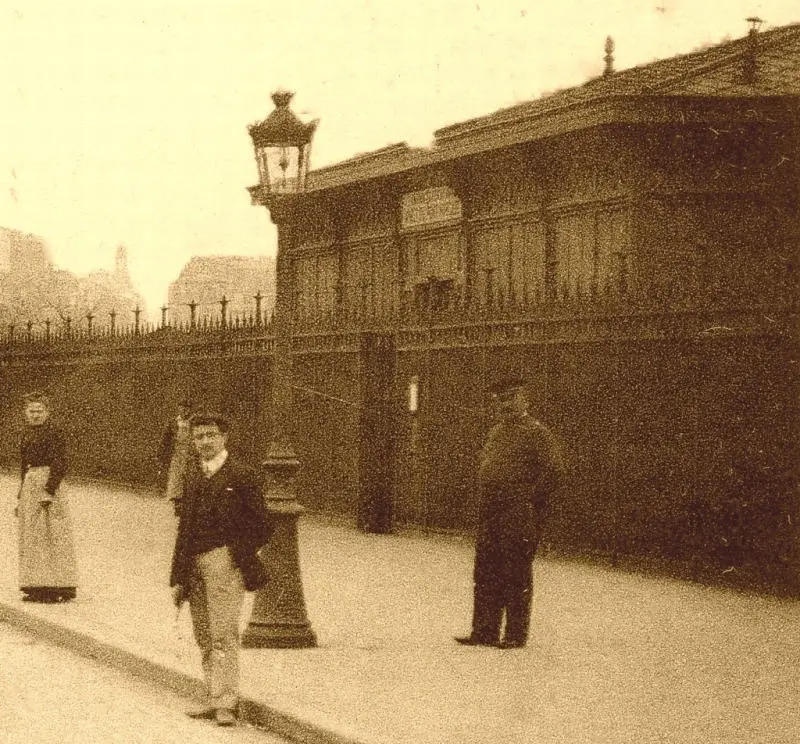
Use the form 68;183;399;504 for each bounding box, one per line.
201;449;228;477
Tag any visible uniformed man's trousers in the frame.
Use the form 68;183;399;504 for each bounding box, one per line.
471;534;538;645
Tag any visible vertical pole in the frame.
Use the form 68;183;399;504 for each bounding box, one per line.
254;290;263;326
220;295;229;328
242;196;317;649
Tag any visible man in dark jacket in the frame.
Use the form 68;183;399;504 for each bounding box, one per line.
455;374;564;650
170;413;272;726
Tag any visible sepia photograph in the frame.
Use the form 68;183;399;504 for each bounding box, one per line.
0;1;797;742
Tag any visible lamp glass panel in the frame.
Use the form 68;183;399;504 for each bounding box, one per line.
264;145;300;194
255;146;270;184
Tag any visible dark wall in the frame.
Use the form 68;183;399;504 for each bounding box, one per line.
0;354;274;487
0;347;367;515
0;327;796;594
391;332;797;593
291;348;361;514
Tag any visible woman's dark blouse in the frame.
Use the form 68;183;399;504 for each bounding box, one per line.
21;422;68;494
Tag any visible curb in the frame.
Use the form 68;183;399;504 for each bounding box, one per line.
0;600;391;744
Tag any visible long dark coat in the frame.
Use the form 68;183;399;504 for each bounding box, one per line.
477;415;565;544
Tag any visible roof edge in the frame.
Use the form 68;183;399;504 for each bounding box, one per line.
305;21;800;194
305;93;798;194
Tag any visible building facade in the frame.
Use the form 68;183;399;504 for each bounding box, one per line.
0;227;53;276
290;26;798;327
73;245;145;330
0;232;144;332
269;22;799;585
167;255;276;327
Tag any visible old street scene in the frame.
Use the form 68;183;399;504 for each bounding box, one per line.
0;4;798;744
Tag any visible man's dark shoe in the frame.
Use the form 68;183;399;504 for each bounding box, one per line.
454;635;497;647
215;708;236;727
498;639;526;649
186;708;216;720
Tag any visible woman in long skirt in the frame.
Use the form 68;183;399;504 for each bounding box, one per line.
17;392;78;603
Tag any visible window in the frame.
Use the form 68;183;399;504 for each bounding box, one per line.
413;277;455;311
553;207;630;300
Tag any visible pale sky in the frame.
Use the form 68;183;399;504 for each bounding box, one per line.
1;0;797;317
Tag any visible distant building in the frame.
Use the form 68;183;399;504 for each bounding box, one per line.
0;227;52;275
0;228;61;325
167;255;275;326
73;245;145;330
0;231;145;331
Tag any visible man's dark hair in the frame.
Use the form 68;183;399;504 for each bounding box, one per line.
23;390;51;407
189;413;231;433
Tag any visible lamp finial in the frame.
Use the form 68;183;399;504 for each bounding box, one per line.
271;89;294;108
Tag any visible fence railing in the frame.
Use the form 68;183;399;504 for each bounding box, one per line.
0;292;795;361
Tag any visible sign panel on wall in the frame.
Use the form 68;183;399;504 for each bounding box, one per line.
400;186;462;230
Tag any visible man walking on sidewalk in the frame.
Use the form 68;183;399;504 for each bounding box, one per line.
455;374;564;650
169;413;272;726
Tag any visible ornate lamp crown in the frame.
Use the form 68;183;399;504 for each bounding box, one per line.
248;90;319;147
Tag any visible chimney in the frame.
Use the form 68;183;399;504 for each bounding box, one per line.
741;16;763;84
603;36;615;76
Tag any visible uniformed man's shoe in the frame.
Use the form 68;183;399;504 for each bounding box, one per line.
497;639;526;649
186;708;216;720
215;708;236;727
454;635;498;647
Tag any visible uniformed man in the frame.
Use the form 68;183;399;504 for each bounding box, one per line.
455;374;564;649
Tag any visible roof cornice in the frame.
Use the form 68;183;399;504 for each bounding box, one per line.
306;94;798;194
305;22;800;195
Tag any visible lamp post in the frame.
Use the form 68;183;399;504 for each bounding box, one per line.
241;89;319;649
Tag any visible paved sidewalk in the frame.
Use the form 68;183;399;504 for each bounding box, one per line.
0;472;798;744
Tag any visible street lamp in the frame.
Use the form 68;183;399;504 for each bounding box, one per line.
242;90;319;649
249;89;317;196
